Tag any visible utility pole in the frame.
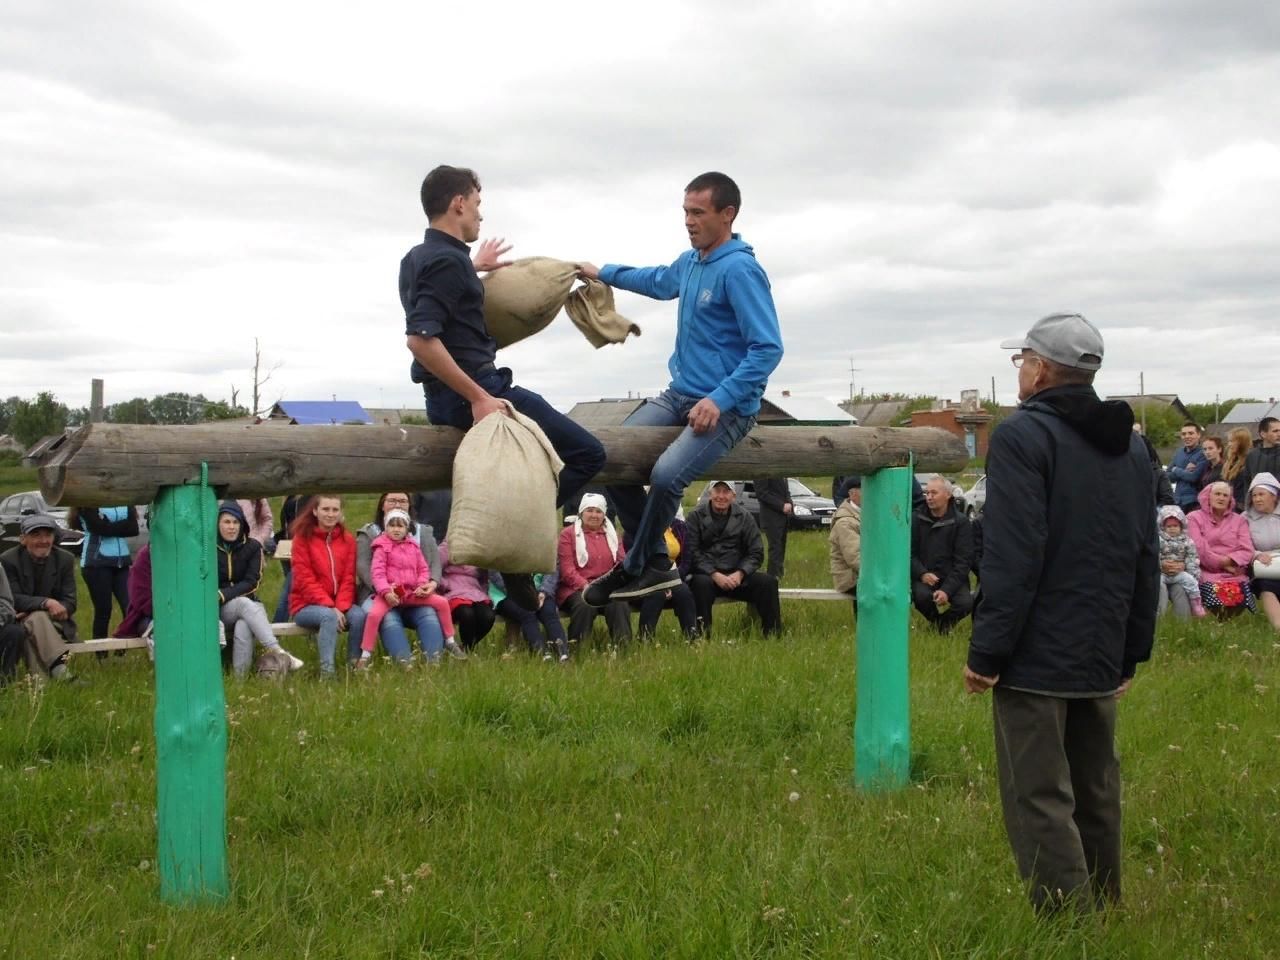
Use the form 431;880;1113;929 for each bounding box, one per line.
990;376;996;405
90;379;104;423
1139;371;1147;435
849;360;861;402
1215;393;1220;425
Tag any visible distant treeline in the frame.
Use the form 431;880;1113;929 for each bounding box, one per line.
0;391;247;448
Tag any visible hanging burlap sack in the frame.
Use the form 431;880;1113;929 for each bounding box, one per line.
482;257;580;348
565;279;642;348
448;405;564;573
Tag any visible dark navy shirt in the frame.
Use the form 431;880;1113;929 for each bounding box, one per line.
399;228;496;388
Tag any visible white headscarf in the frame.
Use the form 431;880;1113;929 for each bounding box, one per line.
574;493;620;567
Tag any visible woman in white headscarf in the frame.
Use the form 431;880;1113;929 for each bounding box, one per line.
555;493;632;647
1245;471;1280;632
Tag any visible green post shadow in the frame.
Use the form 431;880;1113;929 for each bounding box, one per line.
150;473;229;903
854;464;911;791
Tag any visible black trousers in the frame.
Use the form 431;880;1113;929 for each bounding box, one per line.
634;583;698;641
82;564;130;638
452;602;495;650
688;572;782;637
0;623;25;683
911;582;973;633
560;591;632;645
993;687;1122;914
496;597;568;657
759;509;789;581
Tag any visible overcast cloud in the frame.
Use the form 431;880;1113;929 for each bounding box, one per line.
3;0;1278;417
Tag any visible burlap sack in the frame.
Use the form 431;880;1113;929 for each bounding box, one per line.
482;257;580;348
448;406;564;573
565;279;642;348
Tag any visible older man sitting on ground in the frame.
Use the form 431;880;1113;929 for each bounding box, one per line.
0;515;82;683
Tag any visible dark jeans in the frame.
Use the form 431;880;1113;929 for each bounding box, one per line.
759;508;788;580
427;366;606;511
451;602;495;650
993;688;1122;914
688;572;782;637
82;564;130;638
911;582;974;633
635;583;698;641
496;597;569;657
273;566;293;623
560;591;632;645
0;623;25;683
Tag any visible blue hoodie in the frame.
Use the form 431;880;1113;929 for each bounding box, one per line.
599;235;783;417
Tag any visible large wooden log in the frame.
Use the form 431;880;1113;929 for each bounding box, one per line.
30;422;970;506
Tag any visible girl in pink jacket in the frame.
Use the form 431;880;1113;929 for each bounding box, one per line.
356;510;459;667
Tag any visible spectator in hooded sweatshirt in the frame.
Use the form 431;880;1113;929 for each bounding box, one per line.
1167;422;1207;513
217;501;304;677
113;544;153;640
289;495;366;678
1244;417;1280;491
577;172;784;608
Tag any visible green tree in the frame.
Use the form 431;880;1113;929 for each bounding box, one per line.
0;395;18;434
9;391;69;447
108;397;154;424
1184;398;1263;429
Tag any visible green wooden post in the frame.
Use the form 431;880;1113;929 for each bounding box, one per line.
854;464;912;791
150;470;229;903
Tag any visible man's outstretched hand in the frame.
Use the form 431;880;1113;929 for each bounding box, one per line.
473;238;514;272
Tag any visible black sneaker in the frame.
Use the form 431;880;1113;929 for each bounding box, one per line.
501;573;540;612
609;562;682;601
584;562;631;607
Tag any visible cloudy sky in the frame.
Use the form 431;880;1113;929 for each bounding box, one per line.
4;0;1278;417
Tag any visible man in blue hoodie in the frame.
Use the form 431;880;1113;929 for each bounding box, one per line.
1167;422;1207;513
577;172;784;604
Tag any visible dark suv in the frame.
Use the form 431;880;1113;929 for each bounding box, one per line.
693;479;837;529
0;490;86;554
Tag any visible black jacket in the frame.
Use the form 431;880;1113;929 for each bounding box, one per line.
968;385;1158;693
754;478;791;516
910;502;974;599
1244;446;1280;493
685;503;764;577
217;503;263;604
0;545;80;641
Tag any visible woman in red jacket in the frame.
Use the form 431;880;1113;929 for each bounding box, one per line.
289;495;366;678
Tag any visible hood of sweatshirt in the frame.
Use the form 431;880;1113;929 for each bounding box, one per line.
1021;385;1134;456
217;500;248;545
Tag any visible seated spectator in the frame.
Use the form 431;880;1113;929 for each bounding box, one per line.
491;571;570;661
1157;506;1206;618
113;544;153;639
828;474;861;618
0;564;28;685
1187;481;1256;615
0;515;81;683
272;493;314;622
1222;429;1253;513
685;480;781;638
217;501;304;677
68;505;138;646
288;495;366;678
635;512;698;643
557;493;633;647
356;508;459;668
436;540;493;652
1199;435;1225;491
1245;472;1280;632
910;475;975;634
356;492;446;664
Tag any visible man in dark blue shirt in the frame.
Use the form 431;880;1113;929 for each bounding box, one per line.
401;166;606;606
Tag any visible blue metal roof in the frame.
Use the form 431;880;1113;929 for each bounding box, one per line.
272;401;373;425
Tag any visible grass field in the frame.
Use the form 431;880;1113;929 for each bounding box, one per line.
2;469;1278;957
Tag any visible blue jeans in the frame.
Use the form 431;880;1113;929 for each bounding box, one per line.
294;603;367;674
359;596;444;661
608;388;755;577
427;366;606;510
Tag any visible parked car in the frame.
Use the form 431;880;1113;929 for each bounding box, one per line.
914;473;967;514
694;478;837;529
962;475;987;518
0;490;86;555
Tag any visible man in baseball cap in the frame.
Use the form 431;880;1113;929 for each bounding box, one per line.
965;311;1157;915
0;513;82;683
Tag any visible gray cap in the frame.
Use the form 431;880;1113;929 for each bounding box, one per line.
1000;313;1104;371
20;514;59;535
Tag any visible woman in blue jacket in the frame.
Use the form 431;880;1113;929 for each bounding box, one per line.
68;506;139;640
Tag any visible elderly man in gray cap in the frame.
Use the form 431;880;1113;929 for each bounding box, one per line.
964;313;1158;915
0;514;81;682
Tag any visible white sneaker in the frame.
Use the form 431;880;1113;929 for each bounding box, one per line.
285;651;305;672
443;638;468;661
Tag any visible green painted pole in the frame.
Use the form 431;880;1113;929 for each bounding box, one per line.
854;464;912;791
150;470;229;903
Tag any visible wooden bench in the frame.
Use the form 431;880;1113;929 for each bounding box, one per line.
68;621;317;657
